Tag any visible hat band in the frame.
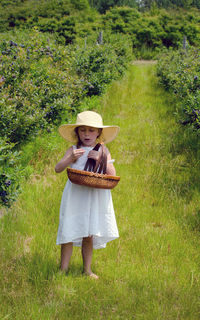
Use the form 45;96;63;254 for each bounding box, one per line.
75;120;103;128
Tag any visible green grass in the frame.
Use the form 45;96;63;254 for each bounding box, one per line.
1;62;200;320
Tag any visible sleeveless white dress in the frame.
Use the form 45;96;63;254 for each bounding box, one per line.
56;146;119;249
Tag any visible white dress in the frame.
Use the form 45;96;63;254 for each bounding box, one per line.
56;145;119;249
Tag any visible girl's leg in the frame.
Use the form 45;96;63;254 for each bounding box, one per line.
82;236;98;279
61;242;73;272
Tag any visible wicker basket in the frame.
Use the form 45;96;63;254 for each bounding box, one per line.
67;168;120;189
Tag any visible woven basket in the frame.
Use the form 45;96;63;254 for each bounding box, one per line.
67;168;120;189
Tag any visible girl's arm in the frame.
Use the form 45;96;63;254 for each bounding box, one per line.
55;146;85;173
106;152;116;176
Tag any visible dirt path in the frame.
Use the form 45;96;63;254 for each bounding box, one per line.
132;59;157;65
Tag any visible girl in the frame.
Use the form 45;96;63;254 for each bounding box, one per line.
55;110;119;279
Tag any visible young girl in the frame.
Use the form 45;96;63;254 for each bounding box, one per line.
55;110;119;279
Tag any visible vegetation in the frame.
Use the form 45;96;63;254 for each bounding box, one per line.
1;1;200;56
0;0;200;318
0;63;200;319
0;28;132;206
139;0;200;10
0;0;200;208
157;47;200;130
89;0;200;12
74;34;132;95
101;7;200;58
0;0;200;206
0;0;90;35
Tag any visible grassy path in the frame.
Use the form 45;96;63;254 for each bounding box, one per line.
1;63;200;320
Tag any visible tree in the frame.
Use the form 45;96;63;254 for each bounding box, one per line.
89;0;139;13
139;0;194;9
89;0;199;10
171;0;193;8
191;0;200;7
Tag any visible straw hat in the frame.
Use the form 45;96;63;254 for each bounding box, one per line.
59;111;119;144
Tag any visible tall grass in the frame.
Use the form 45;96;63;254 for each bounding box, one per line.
0;63;200;319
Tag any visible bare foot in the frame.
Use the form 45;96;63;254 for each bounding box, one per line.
83;271;99;279
60;268;69;276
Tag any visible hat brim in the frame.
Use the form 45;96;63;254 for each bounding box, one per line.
58;124;119;144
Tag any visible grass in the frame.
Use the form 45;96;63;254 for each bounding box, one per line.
0;62;200;319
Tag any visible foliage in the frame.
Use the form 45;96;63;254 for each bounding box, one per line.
0;30;77;144
102;7;200;57
157;47;200;130
0;139;21;207
0;0;90;35
89;0;139;13
0;1;199;207
1;64;200;319
89;0;200;12
73;34;132;95
0;30;77;206
139;0;200;10
0;0;200;58
35;16;77;45
0;29;133;206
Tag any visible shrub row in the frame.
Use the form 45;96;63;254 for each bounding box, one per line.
0;32;78;144
156;47;200;130
0;0;90;32
0;138;21;206
73;34;132;95
1;1;200;58
102;7;200;58
0;29;132;207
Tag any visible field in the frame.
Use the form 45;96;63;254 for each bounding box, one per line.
0;62;200;319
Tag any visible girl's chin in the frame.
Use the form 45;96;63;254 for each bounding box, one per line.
82;141;95;147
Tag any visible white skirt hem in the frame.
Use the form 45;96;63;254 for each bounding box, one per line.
56;234;119;249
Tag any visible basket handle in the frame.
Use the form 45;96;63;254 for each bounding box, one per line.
84;143;107;174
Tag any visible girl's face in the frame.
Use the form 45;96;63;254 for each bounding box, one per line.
77;126;100;147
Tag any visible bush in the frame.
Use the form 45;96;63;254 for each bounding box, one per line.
1;1;200;59
0;0;89;32
102;7;200;57
0;29;133;206
73;33;132;95
0;139;21;207
157;47;200;130
33;16;77;45
0;30;81;144
0;30;82;206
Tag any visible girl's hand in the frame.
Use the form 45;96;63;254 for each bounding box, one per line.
55;147;85;173
106;152;116;176
71;148;85;162
88;150;101;161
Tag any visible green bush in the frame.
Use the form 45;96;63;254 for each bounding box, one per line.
0;0;89;32
0;30;81;206
157;47;200;130
0;139;21;207
31;16;77;45
0;29;133;206
73;33;132;95
102;7;200;57
0;31;76;144
1;1;200;59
